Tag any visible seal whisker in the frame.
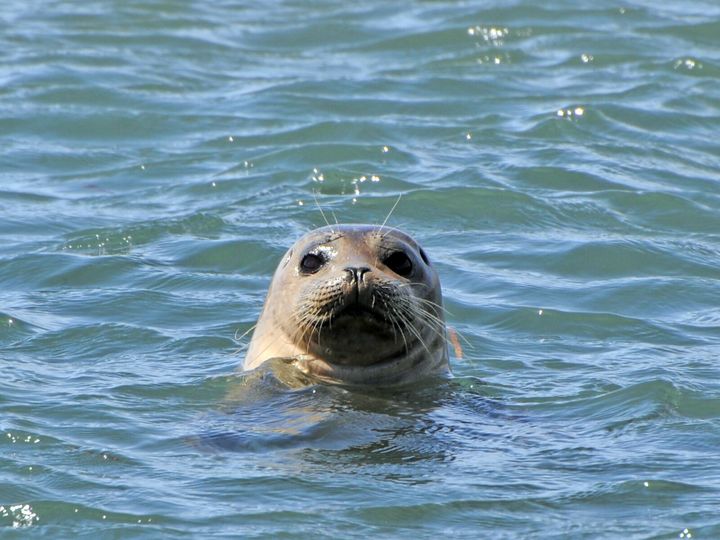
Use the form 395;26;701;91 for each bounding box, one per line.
387;307;410;353
399;283;451;313
374;286;437;349
291;307;322;352
410;298;471;347
378;193;402;235
298;309;324;350
234;324;257;343
308;307;327;348
374;288;410;353
410;302;446;329
291;314;311;349
315;314;328;346
415;300;452;321
413;308;448;342
312;190;334;234
230;324;257;356
245;334;288;366
392;299;431;355
400;313;431;355
399;294;446;348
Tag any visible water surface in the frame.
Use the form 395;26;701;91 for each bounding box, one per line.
2;0;720;537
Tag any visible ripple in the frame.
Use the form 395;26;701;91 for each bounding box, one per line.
15;323;168;361
2;0;720;537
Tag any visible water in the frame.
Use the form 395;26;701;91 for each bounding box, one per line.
2;0;720;537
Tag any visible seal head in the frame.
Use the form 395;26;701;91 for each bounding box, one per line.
243;224;449;386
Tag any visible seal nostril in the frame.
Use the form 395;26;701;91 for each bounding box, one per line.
344;266;370;282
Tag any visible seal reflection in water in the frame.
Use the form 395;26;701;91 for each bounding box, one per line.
243;224;450;387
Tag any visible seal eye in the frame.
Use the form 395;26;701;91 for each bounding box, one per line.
383;251;413;277
300;253;324;273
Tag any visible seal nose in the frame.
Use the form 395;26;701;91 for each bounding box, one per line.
344;266;370;283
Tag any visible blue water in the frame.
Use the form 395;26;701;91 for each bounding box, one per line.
2;0;720;537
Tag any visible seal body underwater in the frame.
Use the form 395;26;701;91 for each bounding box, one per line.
243;224;449;387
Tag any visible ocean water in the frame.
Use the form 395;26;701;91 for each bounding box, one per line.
2;0;720;537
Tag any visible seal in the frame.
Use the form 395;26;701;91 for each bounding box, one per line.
243;224;450;387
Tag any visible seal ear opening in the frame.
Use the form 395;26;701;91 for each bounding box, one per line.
419;247;430;265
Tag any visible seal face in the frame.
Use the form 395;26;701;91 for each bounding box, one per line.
243;224;449;386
